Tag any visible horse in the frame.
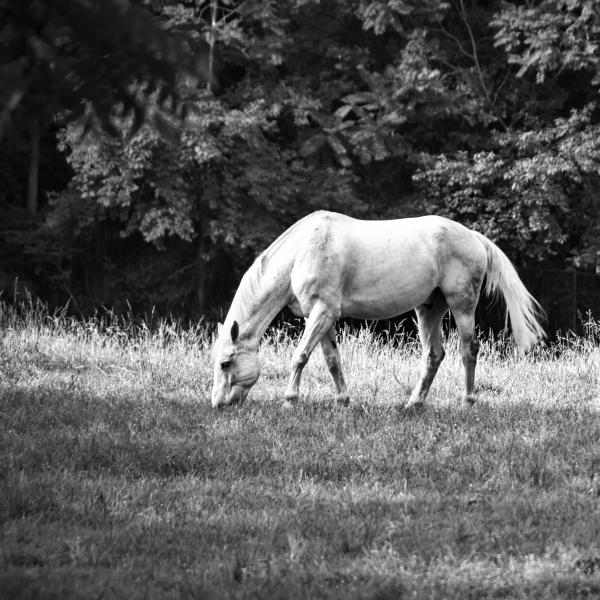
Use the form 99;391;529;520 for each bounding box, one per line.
211;211;544;409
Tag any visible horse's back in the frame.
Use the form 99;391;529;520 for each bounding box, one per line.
298;211;484;274
289;212;486;319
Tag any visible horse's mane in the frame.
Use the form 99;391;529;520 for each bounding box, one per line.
228;212;322;321
229;255;265;321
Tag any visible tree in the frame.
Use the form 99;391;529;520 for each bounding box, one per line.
491;0;600;87
0;0;211;224
0;0;209;138
414;0;600;268
46;0;362;314
7;0;600;324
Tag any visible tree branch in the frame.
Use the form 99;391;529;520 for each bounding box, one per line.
454;0;508;130
432;26;474;61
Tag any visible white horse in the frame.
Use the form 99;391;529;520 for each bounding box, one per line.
211;211;544;409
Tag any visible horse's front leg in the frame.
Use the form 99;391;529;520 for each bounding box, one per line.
319;326;349;406
283;301;336;407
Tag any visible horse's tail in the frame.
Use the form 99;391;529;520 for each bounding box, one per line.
473;231;545;350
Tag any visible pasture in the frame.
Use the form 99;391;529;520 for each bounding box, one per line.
1;301;600;599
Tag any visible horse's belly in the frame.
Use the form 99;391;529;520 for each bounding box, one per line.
341;296;421;319
340;261;437;319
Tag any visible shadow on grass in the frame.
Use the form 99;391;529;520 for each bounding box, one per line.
2;374;600;600
2;517;600;600
2;383;600;483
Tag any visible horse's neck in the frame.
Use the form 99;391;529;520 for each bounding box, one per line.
227;253;292;348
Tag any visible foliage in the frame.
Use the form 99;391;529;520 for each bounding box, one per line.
413;1;600;269
2;0;600;321
492;0;600;86
415;104;600;266
50;74;360;313
0;0;208;138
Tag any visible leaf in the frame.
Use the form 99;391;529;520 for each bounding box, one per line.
334;105;355;120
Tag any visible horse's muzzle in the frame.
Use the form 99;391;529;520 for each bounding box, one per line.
211;385;248;409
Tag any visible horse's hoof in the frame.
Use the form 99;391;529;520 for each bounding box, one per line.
401;402;425;415
463;394;477;406
336;393;350;407
282;395;298;409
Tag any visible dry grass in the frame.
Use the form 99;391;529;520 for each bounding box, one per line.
1;300;600;599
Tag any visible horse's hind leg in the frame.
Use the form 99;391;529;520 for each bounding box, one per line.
442;256;484;405
283;301;337;407
319;326;349;406
405;293;448;409
445;283;481;404
452;310;480;405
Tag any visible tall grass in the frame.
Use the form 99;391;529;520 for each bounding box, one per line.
1;299;599;599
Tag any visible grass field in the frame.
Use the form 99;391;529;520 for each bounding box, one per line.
1;300;600;599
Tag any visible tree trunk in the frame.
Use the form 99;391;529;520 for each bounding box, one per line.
27;117;39;215
196;248;208;316
195;0;218;314
207;0;217;93
196;213;210;316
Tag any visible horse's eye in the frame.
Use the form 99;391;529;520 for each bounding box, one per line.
220;360;232;370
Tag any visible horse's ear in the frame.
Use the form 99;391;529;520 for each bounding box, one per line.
230;321;239;342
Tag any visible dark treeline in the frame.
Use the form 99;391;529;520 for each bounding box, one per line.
1;0;599;333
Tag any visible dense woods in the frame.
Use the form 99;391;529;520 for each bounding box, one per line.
1;0;599;329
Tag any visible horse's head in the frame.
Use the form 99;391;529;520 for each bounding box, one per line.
211;320;260;408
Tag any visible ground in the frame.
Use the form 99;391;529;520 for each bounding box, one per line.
1;302;600;599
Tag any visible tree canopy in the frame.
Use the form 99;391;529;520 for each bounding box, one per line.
0;0;211;137
1;0;599;326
